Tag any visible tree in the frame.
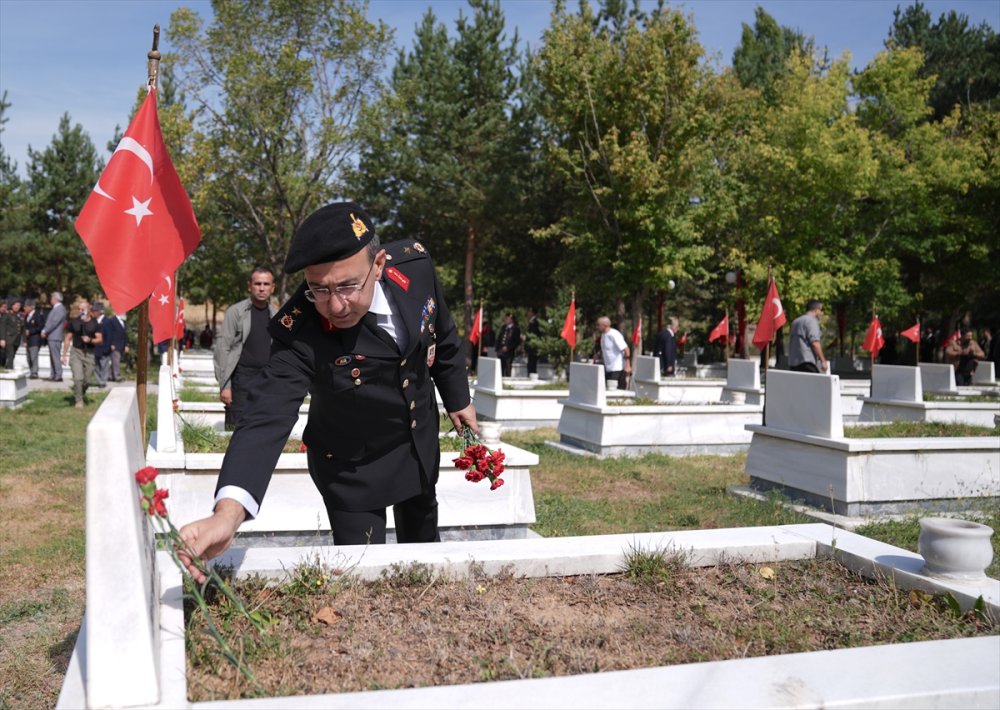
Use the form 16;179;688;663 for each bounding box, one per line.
6;114;104;299
732;5;822;103
349;0;551;334
533;0;723;332
167;0;393;300
888;1;1000;121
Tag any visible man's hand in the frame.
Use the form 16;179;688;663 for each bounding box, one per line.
448;403;478;438
220;388;233;406
177;500;246;584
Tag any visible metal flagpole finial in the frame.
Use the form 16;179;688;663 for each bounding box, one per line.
147;24;161;89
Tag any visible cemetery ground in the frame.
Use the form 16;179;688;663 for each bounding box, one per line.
1;394;998;707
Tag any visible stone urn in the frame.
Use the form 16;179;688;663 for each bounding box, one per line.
729;391;747;405
479;421;502;447
918;517;995;581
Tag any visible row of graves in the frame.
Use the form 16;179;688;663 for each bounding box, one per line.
58;349;999;708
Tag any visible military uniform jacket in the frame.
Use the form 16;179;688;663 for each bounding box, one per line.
216;240;471;513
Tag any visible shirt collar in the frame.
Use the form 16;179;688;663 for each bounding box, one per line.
368;281;392;317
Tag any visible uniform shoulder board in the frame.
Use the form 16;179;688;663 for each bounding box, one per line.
269;285;312;342
385;239;431;264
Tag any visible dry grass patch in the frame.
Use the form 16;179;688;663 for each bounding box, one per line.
186;555;996;702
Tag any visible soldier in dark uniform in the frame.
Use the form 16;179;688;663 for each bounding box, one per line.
179;202;478;579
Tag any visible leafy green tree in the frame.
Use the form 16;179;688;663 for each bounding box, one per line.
350;0;552;334
888;1;1000;121
7;114;104;299
167;0;393;300
533;0;724;330
732;5;822;103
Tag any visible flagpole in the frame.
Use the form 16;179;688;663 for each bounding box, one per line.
568;288;575;380
135;24;161;443
916;317;920;365
724;308;730;363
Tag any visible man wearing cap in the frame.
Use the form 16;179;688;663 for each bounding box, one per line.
179;202;478;578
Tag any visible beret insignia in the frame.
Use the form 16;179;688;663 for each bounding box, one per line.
413;242;426;253
280;314;295;330
350;213;368;239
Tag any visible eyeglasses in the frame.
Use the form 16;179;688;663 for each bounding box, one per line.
304;259;376;304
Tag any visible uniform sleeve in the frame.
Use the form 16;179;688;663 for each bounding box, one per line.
214;337;315;513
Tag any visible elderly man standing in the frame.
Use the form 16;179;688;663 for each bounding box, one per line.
597;316;631;389
180;202;478;578
213;267;277;430
42;291;67;381
788;300;828;374
63;300;102;407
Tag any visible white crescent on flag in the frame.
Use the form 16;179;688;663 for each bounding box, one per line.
93;137;156;201
772;298;783;320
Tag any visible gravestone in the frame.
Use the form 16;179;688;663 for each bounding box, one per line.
764;369;844;438
156;363;178;453
85;387;161;707
919;363;957;393
973;361;996;385
477;356;503;393
0;368;28;408
635;354;659;382
870;364;923;402
727;359;760;390
568;362;606;407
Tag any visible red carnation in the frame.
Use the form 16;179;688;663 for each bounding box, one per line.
453;455;473;470
135;466;159;485
490;478;505;491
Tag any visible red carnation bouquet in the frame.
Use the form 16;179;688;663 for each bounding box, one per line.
452;427;506;490
134;465;265;686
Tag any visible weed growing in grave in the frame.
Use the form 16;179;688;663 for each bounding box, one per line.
620;541;688;587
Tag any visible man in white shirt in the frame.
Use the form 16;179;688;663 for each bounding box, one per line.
597;316;631;389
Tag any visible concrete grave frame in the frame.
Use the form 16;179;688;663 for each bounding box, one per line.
59;387;1000;708
472;357;569;429
748;369;1000;516
859;364;999;427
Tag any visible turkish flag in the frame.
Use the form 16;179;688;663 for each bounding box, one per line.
862;316;884;360
175;297;186;343
709;313;729;343
468;306;482;345
631;316;642;346
149;274;175;344
900;323;921;343
941;330;960;348
560;298;576;349
752;278;787;349
75;88;201;315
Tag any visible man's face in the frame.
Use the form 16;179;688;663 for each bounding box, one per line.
962;334;973;346
248;271;275;307
597;320;609;334
11;303;21;314
304;248;385;330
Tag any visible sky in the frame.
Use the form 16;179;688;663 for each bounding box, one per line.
1;0;997;176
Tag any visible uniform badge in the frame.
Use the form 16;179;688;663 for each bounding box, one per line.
386;266;410;291
413;242;426;254
419;296;437;333
403;246;411;254
335;356;351;366
280;314;295;330
354;354;366;361
350;213;368;239
291;307;302;316
426;343;436;367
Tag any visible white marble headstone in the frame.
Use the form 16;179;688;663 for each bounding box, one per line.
157;364;178;453
568;362;606;406
973;361;996;385
765;369;844;438
871;364;923;402
727;358;760;390
86;387;161;707
478;357;503;393
635;355;659;382
919;363;957;393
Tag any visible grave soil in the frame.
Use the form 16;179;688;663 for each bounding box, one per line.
186;556;996;702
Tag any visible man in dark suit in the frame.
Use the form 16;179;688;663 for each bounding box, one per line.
23;299;45;378
525;307;541;378
179;202;478;580
101;308;128;382
496;312;520;377
653;316;678;377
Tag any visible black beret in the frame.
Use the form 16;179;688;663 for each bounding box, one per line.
284;202;376;273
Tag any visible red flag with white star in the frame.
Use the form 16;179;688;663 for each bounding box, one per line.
900;323;921;343
862;316;884;360
560;297;576;349
175;297;186;343
468;306;482;346
752;278;787;349
709;313;729;343
75;88;200;314
148;274;175;344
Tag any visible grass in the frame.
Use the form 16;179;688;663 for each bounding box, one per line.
844;421;999;438
924;392;1000;402
1;398;998;707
